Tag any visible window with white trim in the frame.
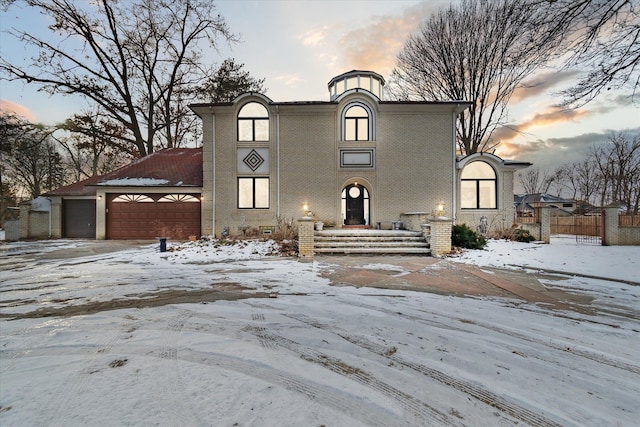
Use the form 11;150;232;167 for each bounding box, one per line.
238;102;269;141
460;161;497;209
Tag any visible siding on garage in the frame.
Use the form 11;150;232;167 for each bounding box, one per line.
106;193;201;240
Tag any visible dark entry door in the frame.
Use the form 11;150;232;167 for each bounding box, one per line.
344;184;365;225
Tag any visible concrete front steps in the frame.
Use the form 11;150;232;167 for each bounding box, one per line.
314;229;431;255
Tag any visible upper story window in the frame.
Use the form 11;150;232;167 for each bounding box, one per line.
460;161;497;209
342;102;374;141
238;102;269;141
328;70;385;101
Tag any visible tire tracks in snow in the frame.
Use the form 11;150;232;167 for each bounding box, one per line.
117;308;433;426
335;297;640;376
154;310;202;427
189;308;453;425
242;323;453;426
171;347;407;427
283;311;563;427
40;316;130;426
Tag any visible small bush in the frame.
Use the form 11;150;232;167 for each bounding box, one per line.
452;224;487;250
512;228;535;242
488;223;517;240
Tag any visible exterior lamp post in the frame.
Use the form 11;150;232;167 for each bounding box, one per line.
436;201;446;217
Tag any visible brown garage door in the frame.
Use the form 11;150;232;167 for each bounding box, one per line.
107;194;201;240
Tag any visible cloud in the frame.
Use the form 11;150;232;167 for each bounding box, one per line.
273;74;305;87
0;99;36;121
299;26;331;47
334;2;446;78
496;127;640;170
510;71;580;103
497;133;593;158
492;107;591;145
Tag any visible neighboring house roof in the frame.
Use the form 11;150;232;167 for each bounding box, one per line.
45;148;203;197
514;193;576;214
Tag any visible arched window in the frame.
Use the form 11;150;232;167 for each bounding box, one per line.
157;194;200;203
342;102;374;141
112;194;154;203
460;161;497;209
238;102;269;141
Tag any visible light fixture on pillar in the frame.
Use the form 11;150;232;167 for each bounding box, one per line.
436;201;446;217
302;202;311;217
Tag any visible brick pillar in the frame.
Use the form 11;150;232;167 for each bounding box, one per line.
430;217;452;256
602;205;619;246
297;216;315;258
539;206;551;244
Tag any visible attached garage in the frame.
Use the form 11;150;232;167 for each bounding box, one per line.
44;148;203;241
106;193;201;240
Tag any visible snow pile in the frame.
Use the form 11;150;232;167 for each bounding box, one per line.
450;236;639;283
98;177;169;186
164;237;284;260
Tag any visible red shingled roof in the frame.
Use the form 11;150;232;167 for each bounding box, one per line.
45;174;102;197
46;148;203;196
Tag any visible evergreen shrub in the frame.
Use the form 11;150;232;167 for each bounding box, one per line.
452;224;487;249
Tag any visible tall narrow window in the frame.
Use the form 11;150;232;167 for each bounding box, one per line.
238;177;269;209
460;162;497;209
238;102;269;141
344;104;371;141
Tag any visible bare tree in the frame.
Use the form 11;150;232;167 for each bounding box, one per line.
1;112;26;212
391;0;564;154
554;160;602;204
591;132;640;213
518;168;554;194
55;111;131;180
4;121;65;198
537;0;640;107
1;0;236;157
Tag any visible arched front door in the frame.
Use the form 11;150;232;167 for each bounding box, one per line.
342;184;369;225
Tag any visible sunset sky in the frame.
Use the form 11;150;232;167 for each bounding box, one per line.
1;0;638;177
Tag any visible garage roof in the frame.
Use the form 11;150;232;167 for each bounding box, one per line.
46;148;203;196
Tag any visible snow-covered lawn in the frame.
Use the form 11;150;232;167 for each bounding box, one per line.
1;237;638;426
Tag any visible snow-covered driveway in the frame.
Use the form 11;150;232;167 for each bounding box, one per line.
1;238;638;426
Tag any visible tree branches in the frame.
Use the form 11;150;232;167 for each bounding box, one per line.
1;0;236;156
391;0;564;154
536;0;640;108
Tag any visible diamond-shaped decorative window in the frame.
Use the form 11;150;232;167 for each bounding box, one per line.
243;149;265;172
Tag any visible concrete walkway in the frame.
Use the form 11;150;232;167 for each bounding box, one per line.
315;255;594;314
